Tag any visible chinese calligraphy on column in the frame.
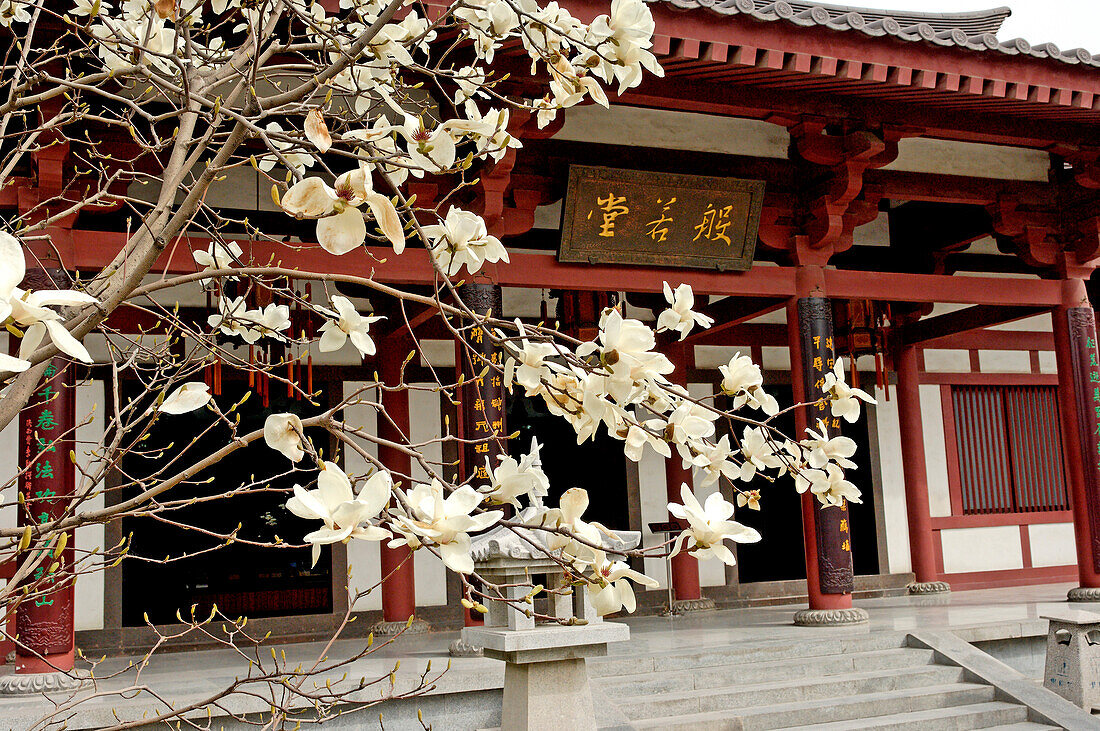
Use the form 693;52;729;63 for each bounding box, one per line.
457;283;507;489
1067;307;1100;573
798;297;855;595
17;359;76;659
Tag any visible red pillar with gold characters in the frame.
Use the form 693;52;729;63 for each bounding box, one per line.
1;356;85;694
662;341;711;613
375;331;424;634
449;282;505;656
787;265;868;626
1052;275;1100;600
893;338;950;594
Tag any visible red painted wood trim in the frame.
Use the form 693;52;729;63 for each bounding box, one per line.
58;231;1069;307
940;385;966;517
919;372;1059;386
969;350;982;372
823;269;1062;307
922;330;1054;351
1030;351;1042;374
1020;524;1033;569
940;565;1078;591
930;510;1074;531
933;528;945;575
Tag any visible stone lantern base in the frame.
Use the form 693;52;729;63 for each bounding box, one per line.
463;623;629;731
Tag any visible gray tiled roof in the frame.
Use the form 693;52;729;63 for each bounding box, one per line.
660;0;1100;68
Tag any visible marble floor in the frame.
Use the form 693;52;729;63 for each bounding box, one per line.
1;581;1095;728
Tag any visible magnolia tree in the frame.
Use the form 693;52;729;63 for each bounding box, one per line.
0;0;874;725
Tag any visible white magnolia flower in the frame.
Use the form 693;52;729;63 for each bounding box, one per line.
389;480;503;574
666;400;718;444
821;359;876;423
397;114;457;174
577;308;673;402
207;296;260;343
738;426;784;482
621;420;670;462
70;0;111;18
304;109;332;153
192;240;243;275
244;303;291;340
503;320;559;392
1;233;98;364
736;489;761;511
693;434;740;486
808;464;862;507
422;207;508;276
259;121;315;174
318;295;384;358
656;282;713;340
539;487;607;562
286;461;392;566
159;382;212;414
264;413;306;462
11;290;98;364
803;421;858;470
482;438;550;509
668;483;760;566
280;169;405;256
585;550;659;615
719;352;762;401
717;352;778;415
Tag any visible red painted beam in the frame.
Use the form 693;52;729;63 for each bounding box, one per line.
62;230;1064;307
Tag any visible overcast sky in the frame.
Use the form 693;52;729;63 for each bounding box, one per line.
875;0;1099;52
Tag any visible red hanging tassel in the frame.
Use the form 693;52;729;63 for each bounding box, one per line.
305;283;314;397
262;345;270;409
249;345;255;389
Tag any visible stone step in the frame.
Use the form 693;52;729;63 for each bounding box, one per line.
593;647;939;694
617;665;969;721
594;631;908;676
788;701;1033;730
627;682;998;730
984;724;1065;730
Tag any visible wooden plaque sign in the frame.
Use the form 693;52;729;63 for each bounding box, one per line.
559;165;765;271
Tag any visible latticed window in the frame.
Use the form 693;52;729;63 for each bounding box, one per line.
951;385;1068;515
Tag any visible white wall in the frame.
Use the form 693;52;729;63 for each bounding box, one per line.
409;387;447;607
940;526;1024;574
341;381;448;610
1028;523;1077;568
919;385;953;518
873;385;911;574
343;381;382;611
74;382;106;631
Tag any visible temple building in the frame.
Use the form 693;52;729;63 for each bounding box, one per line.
5;0;1100;655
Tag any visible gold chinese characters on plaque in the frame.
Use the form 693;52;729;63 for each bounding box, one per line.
559;165;765;271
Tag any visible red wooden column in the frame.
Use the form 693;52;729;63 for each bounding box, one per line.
894;342;950;594
5;357;85;691
788;266;867;626
663;342;710;612
376;332;421;632
1052;276;1100;600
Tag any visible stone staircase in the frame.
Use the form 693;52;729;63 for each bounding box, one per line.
589;632;1058;730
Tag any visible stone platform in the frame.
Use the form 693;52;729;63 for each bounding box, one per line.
0;582;1094;729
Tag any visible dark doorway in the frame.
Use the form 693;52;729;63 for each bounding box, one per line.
731;382;881;583
120;379;333;626
506;397;630;530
